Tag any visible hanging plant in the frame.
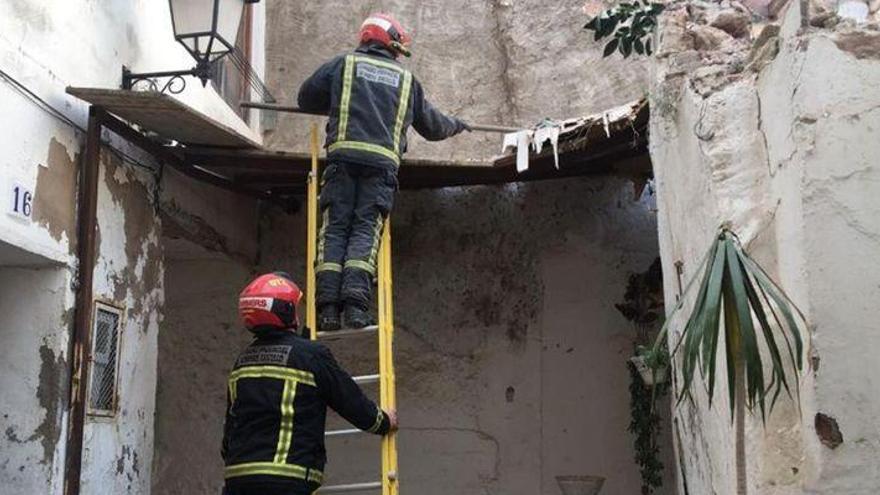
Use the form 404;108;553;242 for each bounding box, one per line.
649;228;808;420
628;362;668;494
584;0;666;58
616;258;669;494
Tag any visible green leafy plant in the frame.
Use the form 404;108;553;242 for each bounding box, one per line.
584;0;666;58
617;259;668;494
652;228;808;421
628;362;668;494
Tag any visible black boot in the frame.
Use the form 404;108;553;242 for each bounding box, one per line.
318;305;341;332
344;305;375;329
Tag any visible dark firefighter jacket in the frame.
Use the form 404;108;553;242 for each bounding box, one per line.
297;43;467;170
222;328;390;490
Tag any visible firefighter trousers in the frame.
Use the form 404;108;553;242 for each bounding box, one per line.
316;160;397;311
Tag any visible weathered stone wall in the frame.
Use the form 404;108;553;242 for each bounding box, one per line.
264;0;649;162
151;245;255;495
254;177;672;495
650;0;880;492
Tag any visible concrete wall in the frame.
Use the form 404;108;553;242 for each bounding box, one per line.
264;0;649;162
151;242;255;495
253;177;671;495
649;1;880;493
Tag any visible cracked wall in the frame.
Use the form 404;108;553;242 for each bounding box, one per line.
78;149;165;495
650;0;880;493
264;0;649;162
150;177;673;495
254;177;671;495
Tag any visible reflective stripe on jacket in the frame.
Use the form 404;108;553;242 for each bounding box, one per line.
222;328;389;488
298;43;466;170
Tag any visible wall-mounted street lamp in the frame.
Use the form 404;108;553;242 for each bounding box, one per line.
122;0;260;93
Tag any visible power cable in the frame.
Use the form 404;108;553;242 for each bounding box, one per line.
0;67;160;173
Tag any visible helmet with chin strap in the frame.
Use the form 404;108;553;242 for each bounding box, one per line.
238;272;303;331
359;13;412;58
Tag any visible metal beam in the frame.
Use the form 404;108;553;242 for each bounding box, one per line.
64;106;105;495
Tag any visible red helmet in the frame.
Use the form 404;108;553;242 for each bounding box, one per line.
239;272;303;331
359;13;412;57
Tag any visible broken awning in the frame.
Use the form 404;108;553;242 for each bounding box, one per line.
67;87;647;199
67;87;260;149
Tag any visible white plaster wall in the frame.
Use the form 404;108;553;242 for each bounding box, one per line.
0;0;267;144
79;152;164;495
650;1;880;492
0;264;72;495
0;1;268;492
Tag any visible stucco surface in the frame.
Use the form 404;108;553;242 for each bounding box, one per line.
264;0;649;162
0;265;71;495
255;177;672;495
151;249;254;495
649;1;880;493
79;151;165;495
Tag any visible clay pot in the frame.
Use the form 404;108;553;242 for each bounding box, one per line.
556;475;606;495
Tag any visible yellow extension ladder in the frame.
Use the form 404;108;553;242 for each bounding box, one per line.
304;123;400;495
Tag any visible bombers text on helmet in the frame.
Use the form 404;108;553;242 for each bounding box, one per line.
359;13;412;57
238;272;303;331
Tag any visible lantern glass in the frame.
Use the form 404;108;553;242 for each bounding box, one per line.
169;0;246;63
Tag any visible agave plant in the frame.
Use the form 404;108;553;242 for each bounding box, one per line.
647;228;808;421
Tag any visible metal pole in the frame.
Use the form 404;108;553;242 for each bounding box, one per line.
240;101;522;133
65;106;104;495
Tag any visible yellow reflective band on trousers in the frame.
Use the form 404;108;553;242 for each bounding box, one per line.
367;216;384;270
274;380;297;463
229;366;317;388
331;55;412;166
225;462;324;484
317;209;329;266
337;56;355;140
344;259;376;275
316;262;342;273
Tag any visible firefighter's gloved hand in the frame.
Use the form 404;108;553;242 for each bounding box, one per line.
385;408;399;433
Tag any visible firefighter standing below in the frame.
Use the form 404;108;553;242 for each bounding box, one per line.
222;273;398;495
298;13;470;331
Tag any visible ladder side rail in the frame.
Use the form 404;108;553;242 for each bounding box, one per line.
307;123;319;340
378;222;399;495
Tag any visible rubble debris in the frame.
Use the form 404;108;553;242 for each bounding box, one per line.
709;9;753;38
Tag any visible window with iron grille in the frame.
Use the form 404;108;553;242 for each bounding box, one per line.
88;302;122;416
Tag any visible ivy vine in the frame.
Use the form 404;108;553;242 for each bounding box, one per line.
628;362;669;494
584;0;666;58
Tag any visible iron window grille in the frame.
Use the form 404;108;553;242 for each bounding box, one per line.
87;301;123;417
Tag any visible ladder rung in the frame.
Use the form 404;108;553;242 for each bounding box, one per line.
325;428;363;437
317;325;379;340
318;481;382;493
352;374;380;384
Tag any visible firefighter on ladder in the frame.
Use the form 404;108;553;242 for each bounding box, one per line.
298;13;470;332
222;272;398;495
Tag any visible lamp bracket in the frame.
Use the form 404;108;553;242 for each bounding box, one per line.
121;61;211;94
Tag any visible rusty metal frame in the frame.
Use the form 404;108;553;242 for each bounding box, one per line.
65;106;104;495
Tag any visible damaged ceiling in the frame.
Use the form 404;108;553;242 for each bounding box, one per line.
67;88;649;199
